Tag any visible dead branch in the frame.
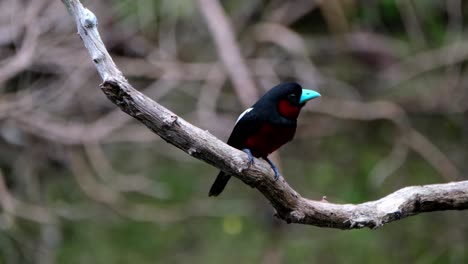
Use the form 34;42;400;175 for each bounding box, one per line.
60;0;468;229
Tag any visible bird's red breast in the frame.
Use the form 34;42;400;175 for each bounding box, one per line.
244;122;296;158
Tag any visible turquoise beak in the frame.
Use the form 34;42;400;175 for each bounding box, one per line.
299;89;321;104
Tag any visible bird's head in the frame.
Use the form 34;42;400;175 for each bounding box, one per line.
255;82;321;119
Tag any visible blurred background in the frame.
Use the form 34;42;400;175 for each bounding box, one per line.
0;0;467;263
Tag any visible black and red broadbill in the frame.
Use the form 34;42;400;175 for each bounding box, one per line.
209;82;321;196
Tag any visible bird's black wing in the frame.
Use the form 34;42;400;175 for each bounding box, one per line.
208;108;262;197
226;109;262;150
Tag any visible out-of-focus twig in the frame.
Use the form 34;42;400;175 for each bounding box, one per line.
378;39;468;92
0;0;46;86
68;149;182;223
369;138;409;187
267;0;319;26
0;169;56;224
253;23;322;87
313;98;461;181
318;0;349;34
396;0;426;47
197;0;258;107
83;143;170;199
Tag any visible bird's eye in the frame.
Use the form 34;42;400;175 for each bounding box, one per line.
287;93;297;101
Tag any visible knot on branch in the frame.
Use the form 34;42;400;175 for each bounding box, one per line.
345;217;377;229
162;115;179;130
274;209;306;224
289;210;306;222
82;8;97;28
100;80;140;118
187;147;198;156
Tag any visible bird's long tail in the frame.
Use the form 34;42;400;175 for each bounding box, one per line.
208;171;231;196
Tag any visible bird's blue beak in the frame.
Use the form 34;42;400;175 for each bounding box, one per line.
300;89;321;104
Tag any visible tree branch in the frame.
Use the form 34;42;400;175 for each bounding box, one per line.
61;0;468;229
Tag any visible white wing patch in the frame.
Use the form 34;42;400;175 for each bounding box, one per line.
235;107;253;124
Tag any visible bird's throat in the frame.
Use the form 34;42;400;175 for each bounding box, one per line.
278;99;301;119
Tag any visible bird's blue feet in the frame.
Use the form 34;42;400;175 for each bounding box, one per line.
242;148;254;169
264;157;281;181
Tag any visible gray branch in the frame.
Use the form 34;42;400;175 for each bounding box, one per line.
61;0;468;229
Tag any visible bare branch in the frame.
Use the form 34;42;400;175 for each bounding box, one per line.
60;0;468;229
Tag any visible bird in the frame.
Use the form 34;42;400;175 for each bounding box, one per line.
209;82;321;196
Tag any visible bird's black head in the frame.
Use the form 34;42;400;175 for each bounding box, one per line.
254;82;321;120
